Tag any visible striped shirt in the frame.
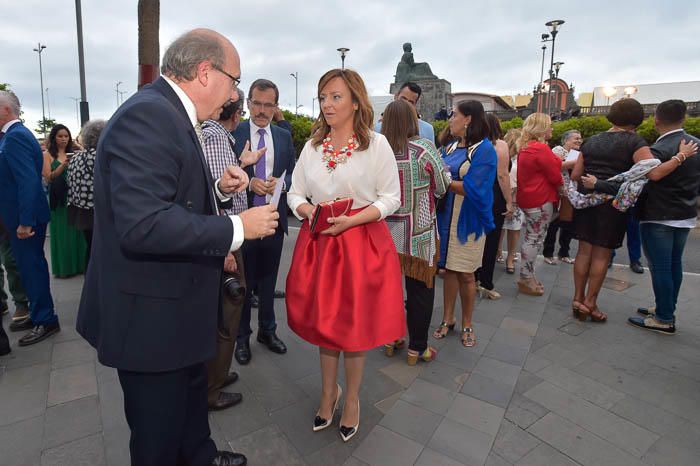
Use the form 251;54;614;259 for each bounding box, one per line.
201;120;248;215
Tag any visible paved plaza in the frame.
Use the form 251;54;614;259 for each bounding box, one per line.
2;228;700;466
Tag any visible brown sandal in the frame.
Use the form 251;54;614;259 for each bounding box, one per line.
589;307;608;323
384;339;405;357
432;321;455;339
572;301;591;321
517;279;544;296
461;327;476;347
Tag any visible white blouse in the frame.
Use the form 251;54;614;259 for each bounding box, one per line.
288;132;401;221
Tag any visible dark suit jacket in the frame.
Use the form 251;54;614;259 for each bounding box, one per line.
0;121;51;230
76;77;235;372
233;121;295;233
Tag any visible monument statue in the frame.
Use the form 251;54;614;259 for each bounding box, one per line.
394;42;438;83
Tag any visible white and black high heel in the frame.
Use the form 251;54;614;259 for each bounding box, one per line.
339;400;360;442
313;384;342;432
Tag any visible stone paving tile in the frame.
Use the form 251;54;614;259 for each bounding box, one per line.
210;383;273;441
342;456;369;466
374;391;402;415
236;359;309;413
227;424;306;466
445;394;505;437
527;413;646;466
47;362;97;407
641;437;700;466
535;364;627;409
531;343;588;369
504;393;549;430
0;415;44;466
40;433;106;466
400;378;455;415
460;372;515;409
270;395;340;457
379;399;442;444
522;354;552;373
353;425;424;466
378;359;423;388
489;327;533;349
491;419;541;464
0;339;53;371
50;338;96;370
358;368;405;406
500;317;539;338
428;417;494;466
513;371;543;395
514;443;580;466
524;381;659;458
97;370;129;466
433;340;482;372
417;359;469;393
485;452;513;466
473;357;521;386
482;340;529;367
43;395;102;449
415;448;468;466
0;363;50;427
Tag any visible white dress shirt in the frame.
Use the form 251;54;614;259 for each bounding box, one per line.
249;120;276;202
288;132;401;220
162;76;244;251
1;119;21;133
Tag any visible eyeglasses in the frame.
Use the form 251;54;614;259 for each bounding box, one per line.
213;66;241;89
248;100;278;110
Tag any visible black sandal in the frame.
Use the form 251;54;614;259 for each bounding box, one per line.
432;321;455;339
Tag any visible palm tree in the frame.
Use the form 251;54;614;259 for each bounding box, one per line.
138;0;160;89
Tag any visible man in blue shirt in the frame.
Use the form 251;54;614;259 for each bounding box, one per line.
376;82;435;143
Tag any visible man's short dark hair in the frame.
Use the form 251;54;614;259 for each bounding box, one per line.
655;99;686;125
398;82;422;100
607;98;645;128
219;89;245;121
248;79;279;103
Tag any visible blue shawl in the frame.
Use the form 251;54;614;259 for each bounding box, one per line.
457;138;497;243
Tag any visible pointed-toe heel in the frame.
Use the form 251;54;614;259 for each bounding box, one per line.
339;401;360;442
313;384;342;432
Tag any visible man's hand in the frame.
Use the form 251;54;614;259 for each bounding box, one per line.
250;178;269;196
219;166;249;193
239;205;279;240
265;176;278;195
223;253;237;273
581;174;597;189
17;225;35;240
238;140;267;168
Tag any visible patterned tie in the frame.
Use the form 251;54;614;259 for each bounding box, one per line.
253;128;267;206
194;123;204;146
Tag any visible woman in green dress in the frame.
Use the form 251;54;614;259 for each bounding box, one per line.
42;124;87;277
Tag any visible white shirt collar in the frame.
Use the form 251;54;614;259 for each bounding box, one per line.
1;119;21;133
655;128;684;143
162;75;198;128
250;119;271;135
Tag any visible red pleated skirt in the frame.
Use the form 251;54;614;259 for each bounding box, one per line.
286;209;406;352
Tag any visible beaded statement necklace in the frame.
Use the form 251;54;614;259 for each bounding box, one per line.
321;133;357;172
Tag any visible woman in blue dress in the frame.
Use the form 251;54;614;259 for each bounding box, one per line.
432;100;497;347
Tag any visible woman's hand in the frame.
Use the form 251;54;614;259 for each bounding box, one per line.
678;139;698;159
296;203;316;221
503;202;514;219
580;174;597;189
321;215;355;236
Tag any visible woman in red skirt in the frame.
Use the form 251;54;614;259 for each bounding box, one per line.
286;69;404;442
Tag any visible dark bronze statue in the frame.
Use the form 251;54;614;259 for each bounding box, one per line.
395;43;437;83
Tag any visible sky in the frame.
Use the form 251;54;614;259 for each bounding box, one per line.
1;0;698;137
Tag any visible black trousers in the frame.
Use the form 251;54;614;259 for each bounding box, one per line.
475;205;507;291
117;363;217;466
543;220;574;258
405;276;435;353
238;229;284;342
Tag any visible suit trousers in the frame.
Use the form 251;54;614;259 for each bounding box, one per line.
7;223;57;326
238;230;284;342
0;237;29;308
118;363;217;466
207;251;245;404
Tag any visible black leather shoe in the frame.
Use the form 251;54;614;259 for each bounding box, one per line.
18;322;60;346
0;326;10;356
208;391;243;411
250;295;259;308
9;317;33;332
274;290;285;299
234;340;251;365
630;261;644;274
212;450;247;466
257;331;287;354
221;371;239;389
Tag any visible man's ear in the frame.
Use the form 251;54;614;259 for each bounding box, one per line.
197;61;211;86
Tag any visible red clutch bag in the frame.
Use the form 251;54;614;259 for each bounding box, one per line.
310;197;353;234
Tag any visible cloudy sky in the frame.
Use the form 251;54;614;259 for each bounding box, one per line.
2;0;698;136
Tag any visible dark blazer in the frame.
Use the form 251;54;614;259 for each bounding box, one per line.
77;77;235;373
0;121;51;230
233;121;295;233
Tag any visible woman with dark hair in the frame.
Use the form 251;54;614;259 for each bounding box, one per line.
286;69;404;442
570;99;654;321
475;113;513;299
382;99;451;365
432;100;497;348
42;124;87;277
66;119;107;265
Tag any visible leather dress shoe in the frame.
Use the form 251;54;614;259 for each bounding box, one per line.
630;261;644;274
212;450;247;466
12;305;30;322
257;331;287;354
9;317;33;332
208;391;242;411
18;322;60;346
234;340;251;365
274;290;285;299
221;371;239;389
1;303;7;315
250;295;259;308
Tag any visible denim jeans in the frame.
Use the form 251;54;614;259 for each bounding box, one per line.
640;223;690;324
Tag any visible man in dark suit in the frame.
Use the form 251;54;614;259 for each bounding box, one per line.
76;29;279;466
0;90;59;347
232;79;295;365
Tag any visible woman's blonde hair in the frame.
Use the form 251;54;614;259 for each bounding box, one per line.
310;69;374;151
517;113;551;150
504;128;522;157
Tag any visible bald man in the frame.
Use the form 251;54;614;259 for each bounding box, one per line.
76;29;278;466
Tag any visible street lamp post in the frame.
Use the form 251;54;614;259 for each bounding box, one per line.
68;97;80;127
552;61;564;118
46;88;51;119
290;72;298;115
538;34;548;113
337;47;350;69
118;90;127;105
544;19;565;116
75;0;90;125
32;42;47;137
116;81;123;108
